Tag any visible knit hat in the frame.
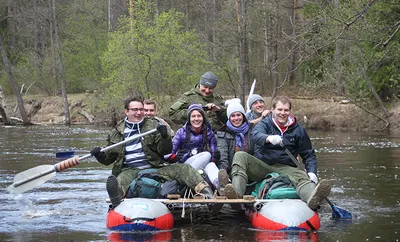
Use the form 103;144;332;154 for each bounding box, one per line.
248;94;265;108
200;72;218;88
227;102;245;118
187;103;206;119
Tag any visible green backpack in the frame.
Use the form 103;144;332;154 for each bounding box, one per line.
126;169;163;199
251;172;300;199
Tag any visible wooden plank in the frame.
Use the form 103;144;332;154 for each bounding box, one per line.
156;198;256;204
106;196;297;204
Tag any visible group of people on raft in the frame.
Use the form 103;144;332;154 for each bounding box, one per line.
90;71;331;211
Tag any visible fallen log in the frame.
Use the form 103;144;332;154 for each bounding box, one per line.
78;109;94;123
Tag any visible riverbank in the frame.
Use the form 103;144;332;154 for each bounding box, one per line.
2;93;400;134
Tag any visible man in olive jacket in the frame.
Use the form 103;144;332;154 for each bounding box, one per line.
169;71;227;131
91;96;213;207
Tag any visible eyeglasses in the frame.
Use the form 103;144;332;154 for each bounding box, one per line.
127;108;144;112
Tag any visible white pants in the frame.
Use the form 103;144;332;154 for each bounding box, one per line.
184;151;220;189
184;152;211;170
204;162;220;189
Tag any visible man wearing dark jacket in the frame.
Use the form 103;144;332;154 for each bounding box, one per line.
91;96;213;207
224;96;331;210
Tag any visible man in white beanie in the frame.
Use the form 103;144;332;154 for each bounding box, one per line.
246;94;271;125
169;71;227;131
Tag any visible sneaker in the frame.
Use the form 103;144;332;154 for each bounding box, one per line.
218;169;230;188
307;179;331;210
224;184;240;199
106;175;122;208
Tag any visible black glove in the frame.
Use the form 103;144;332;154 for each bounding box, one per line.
90;147;101;158
168;152;184;163
157;125;168;138
213;149;221;162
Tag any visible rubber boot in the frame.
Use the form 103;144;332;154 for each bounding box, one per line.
194;181;214;199
106;175;124;208
217;169;230;196
224;176;247;199
298;179;331;210
200;186;214;199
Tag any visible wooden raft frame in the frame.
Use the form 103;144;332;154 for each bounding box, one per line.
107;195;291;204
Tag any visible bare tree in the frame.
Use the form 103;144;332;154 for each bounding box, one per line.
129;0;135;25
236;0;249;103
270;2;282;100
48;0;58;95
0;85;13;125
51;0;70;125
287;0;299;85
0;35;30;124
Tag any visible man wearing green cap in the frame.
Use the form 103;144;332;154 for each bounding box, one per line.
169;71;227;131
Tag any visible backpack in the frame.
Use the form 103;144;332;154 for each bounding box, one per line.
159;180;186;199
126;169;185;199
126;169;164;199
251;172;300;199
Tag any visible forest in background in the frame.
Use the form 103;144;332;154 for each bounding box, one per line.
0;0;398;128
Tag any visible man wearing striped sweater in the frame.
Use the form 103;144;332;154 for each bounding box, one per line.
91;96;213;207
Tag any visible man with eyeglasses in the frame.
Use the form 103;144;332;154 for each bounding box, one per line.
90;96;214;207
144;99;174;137
169;71;227;132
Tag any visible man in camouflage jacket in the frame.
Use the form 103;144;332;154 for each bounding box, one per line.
91;96;214;207
169;71;227;131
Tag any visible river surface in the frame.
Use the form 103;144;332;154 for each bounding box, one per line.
0;125;400;242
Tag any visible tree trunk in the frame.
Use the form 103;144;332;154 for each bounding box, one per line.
287;0;298;85
48;0;58;95
0;35;30;124
51;0;71;125
207;0;217;62
271;3;281;100
129;0;135;25
155;0;160;17
333;0;345;94
33;0;41;70
49;0;59;95
108;0;112;31
6;4;16;50
0;85;13;125
262;0;270;96
236;0;249;104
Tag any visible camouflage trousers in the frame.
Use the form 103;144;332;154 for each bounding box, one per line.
116;163;204;193
231;151;312;190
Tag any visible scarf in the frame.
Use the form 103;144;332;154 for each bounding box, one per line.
226;120;249;151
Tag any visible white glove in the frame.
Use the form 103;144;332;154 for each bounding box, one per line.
266;135;283;145
308;172;318;184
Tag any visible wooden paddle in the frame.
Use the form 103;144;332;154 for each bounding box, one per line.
280;143;352;219
7;128;157;195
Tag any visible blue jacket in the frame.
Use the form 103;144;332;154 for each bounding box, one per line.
251;114;317;174
172;121;217;162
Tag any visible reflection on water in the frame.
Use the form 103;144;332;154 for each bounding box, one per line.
1;126;400;241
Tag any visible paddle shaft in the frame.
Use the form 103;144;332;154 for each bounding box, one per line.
246;79;257;113
281;143;339;212
11;128;157;189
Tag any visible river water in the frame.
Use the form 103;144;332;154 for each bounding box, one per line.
0;125;399;242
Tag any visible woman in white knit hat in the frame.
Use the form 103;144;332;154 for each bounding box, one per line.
215;100;256;194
